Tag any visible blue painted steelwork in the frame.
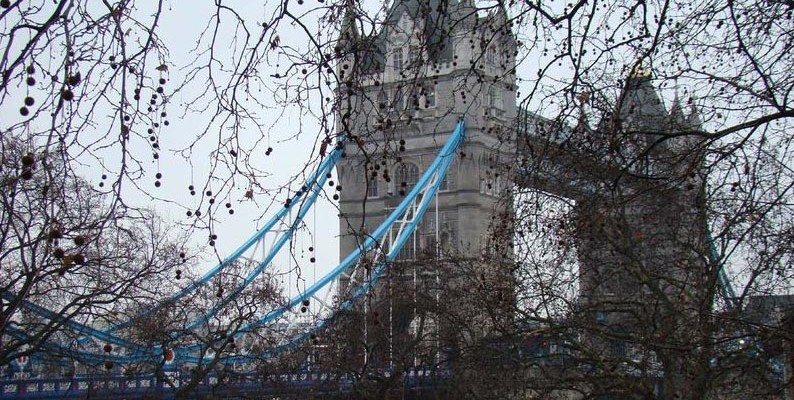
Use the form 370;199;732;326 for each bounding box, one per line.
1;298;148;354
5;120;466;367
180;119;466;362
107;134;348;332
181;142;344;332
3;136;347;359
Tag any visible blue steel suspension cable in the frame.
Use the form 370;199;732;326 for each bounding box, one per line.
70;120;463;364
181;144;343;331
180;120;466;361
0;294;149;353
8;136;347;357
5;324;147;365
107;139;346;332
213;124;464;364
8;122;463;365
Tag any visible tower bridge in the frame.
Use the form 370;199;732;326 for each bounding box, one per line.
3;0;784;398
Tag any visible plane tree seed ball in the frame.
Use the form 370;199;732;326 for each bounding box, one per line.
21;153;34;166
61;89;74;101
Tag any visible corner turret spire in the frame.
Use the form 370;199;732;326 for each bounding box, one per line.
669;91;686;129
617;66;667;143
575;92;591;133
687;100;702;132
337;0;360;54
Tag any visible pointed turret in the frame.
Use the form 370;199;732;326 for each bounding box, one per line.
575;108;590;132
619;67;667;129
686;100;702;132
574;92;591;133
668;92;701;153
337;0;360;54
335;0;361;79
617;66;668;146
493;1;508;25
490;0;516;48
669;92;686;130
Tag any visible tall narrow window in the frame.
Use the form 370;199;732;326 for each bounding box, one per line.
367;175;378;198
486;47;497;65
407;46;419;66
425;84;436;108
393;50;404;72
397;230;417;260
489;87;502;110
481;177;495;195
395;162;420;195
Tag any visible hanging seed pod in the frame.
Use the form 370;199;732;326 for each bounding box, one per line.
61;89;74;101
52;248;65;259
73;235;86;246
67;73;81;86
48;228;63;241
72;253;86;265
21;153;34;166
61;255;73;268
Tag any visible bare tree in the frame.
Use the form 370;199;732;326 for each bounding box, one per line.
0;134;186;371
2;1;793;399
318;0;794;397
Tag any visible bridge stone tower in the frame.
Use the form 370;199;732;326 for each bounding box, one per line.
335;0;517;273
518;71;712;396
333;0;517;361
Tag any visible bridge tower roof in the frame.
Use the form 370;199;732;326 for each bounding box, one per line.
618;68;668;134
669;92;686;130
338;0;360;53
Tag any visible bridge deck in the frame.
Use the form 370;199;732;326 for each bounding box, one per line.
0;369;449;399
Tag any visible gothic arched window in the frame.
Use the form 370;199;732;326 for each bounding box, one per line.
394;162;420;195
424;84;436;108
392;50;404;72
367;174;378;198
